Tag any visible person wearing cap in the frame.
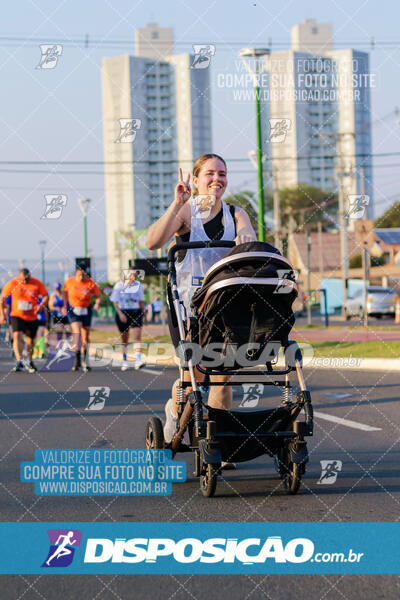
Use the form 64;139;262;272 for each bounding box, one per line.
110;269;146;371
49;282;70;343
0;268;48;372
63;267;101;372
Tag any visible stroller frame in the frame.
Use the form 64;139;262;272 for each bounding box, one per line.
145;241;314;497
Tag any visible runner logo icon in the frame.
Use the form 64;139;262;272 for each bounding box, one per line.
191;45;216;69
86;387;110;411
42;529;82;567
115;119;142;143
317;460;342;484
41;194;67;220
36;44;63;69
239;384;264;408
268;119;291;143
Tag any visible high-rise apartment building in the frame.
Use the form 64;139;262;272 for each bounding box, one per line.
264;19;373;220
102;23;212;281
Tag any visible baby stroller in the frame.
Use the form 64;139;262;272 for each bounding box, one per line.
145;241;313;497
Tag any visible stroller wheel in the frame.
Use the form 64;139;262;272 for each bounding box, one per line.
283;462;301;495
145;417;164;449
200;463;218;498
276;446;302;495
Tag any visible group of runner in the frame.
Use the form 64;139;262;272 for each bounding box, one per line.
0;265;149;373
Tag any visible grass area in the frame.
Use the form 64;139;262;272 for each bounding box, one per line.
309;340;400;358
89;329;170;345
89;329;400;359
295;324;399;331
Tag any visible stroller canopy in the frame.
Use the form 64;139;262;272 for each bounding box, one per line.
191;242;298;364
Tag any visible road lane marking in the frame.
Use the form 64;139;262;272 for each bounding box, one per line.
313;410;382;431
322;392;353;400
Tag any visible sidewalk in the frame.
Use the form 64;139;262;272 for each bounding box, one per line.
88;323;400;372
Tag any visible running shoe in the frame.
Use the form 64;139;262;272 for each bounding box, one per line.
134;360;145;370
26;361;37;374
163;398;178;444
82;362;91;373
13;361;24;372
121;360;129;372
72;353;81;371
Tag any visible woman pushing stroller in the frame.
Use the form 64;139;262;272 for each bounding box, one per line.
146;153;257;447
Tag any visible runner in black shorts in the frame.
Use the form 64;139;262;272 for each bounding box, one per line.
116;308;144;332
110;269;146;371
63;268;101;372
0;268;48;373
10;316;39;339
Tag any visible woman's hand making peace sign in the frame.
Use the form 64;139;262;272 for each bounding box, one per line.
174;168;191;207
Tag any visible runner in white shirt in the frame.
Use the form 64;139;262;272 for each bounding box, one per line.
110;270;146;371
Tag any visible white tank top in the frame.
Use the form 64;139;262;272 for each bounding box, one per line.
176;198;236;315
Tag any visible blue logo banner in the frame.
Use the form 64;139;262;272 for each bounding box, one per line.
0;522;398;574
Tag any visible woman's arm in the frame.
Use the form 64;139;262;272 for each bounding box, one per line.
146;201;187;250
234;206;257;244
112;300;127;323
146;169;191;250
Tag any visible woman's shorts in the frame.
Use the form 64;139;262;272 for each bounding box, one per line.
115;309;144;333
68;306;92;327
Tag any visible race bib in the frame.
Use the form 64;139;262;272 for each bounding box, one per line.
191;276;204;287
124;299;138;309
73;307;88;316
18;300;32;311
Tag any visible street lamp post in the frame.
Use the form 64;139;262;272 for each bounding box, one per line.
319;132;355;317
78;198;91;257
39;240;47;284
239;47;270;242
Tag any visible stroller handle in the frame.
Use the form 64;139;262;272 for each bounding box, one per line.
168;241;235;284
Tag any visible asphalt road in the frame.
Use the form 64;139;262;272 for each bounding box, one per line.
0;342;399;599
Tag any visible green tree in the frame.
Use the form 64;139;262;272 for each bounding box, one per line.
375;201;400;228
277;183;338;230
225;185;336;240
224;190;263;233
349;254;385;269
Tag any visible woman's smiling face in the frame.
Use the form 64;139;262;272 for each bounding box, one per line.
193;157;227;201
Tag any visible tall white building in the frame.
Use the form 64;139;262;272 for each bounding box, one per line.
264;19;373;219
102;23;212;281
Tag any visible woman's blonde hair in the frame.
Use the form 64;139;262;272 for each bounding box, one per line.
192;153;227;197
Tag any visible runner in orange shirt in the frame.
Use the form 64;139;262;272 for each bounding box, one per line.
0;268;48;372
63;266;101;372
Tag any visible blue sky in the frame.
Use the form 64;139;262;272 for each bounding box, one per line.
0;0;399;271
